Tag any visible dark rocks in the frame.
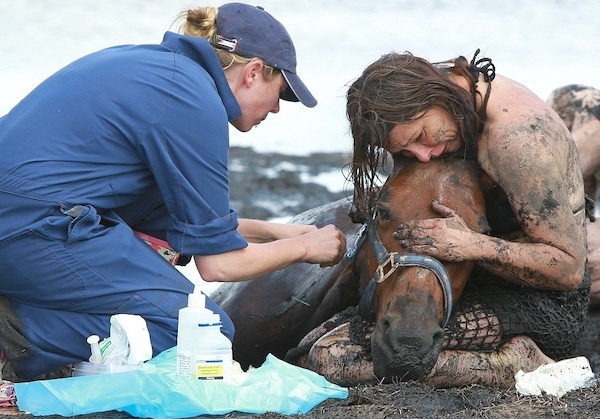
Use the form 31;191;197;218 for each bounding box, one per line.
229;146;351;220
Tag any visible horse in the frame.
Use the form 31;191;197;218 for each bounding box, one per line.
211;157;489;383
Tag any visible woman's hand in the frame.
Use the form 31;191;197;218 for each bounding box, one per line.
393;200;475;262
299;224;347;267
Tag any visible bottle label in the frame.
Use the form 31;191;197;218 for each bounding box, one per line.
196;355;226;380
177;350;231;380
176;351;193;377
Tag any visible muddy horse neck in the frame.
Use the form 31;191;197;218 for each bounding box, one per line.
355;220;453;328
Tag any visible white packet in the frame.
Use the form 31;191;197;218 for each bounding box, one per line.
98;314;152;365
514;356;597;398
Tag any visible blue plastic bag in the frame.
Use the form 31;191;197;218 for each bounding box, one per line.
14;348;348;418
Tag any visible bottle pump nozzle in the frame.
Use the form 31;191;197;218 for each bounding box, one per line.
87;334;102;364
188;286;206;308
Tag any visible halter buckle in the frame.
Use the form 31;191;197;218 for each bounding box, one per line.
345;223;367;260
376;252;399;283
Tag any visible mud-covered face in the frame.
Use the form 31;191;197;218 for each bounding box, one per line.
388;108;461;162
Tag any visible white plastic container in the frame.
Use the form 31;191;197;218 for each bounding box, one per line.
176;289;233;380
72;361;140;376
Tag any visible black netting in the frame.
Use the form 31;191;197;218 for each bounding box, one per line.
288;267;590;365
443;266;590;359
443;303;502;351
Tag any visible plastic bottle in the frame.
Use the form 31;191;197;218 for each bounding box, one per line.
176;287;233;381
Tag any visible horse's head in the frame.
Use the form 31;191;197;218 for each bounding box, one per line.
355;158;489;382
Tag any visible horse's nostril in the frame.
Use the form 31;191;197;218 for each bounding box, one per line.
432;329;444;346
382;318;391;330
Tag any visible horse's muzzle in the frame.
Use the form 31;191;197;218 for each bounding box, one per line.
370;320;445;382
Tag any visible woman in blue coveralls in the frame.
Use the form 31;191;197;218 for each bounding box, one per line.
0;3;346;380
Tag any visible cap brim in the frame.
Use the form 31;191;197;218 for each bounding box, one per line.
281;71;317;108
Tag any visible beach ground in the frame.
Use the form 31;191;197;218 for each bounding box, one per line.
2;308;598;419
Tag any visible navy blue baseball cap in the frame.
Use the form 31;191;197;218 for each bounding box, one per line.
212;3;317;108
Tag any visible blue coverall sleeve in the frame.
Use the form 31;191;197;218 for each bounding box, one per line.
137;54;247;256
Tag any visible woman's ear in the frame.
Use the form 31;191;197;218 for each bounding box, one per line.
242;60;265;87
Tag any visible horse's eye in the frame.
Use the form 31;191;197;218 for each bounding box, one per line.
377;208;392;222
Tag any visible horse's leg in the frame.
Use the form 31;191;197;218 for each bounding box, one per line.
285;307;356;365
299;307;555;387
303;322;378;386
424;336;554;388
429;302;553;388
301;325;554;388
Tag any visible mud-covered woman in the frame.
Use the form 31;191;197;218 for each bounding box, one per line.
313;50;591;387
548;84;600;309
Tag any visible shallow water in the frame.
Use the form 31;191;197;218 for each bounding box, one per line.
2;0;599;156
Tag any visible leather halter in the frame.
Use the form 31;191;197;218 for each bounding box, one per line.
347;219;453;329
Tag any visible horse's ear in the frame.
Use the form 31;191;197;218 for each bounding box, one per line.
348;202;367;224
392;155;411;173
349;185;382;224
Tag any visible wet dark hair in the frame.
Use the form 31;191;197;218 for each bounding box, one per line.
346;52;483;222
